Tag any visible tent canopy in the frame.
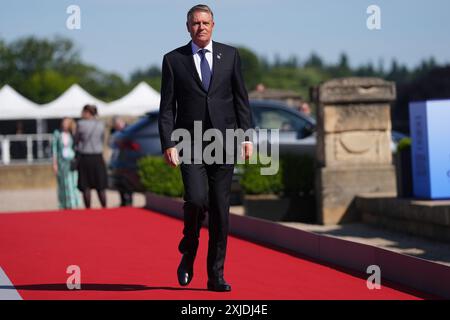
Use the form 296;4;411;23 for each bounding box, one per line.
38;84;107;119
102;82;160;116
0;85;41;120
0;82;161;120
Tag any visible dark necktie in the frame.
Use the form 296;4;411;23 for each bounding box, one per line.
198;49;211;91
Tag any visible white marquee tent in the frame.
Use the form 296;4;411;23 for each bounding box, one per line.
0;82;160;120
38;83;108;119
102;82;160;116
0;85;42;120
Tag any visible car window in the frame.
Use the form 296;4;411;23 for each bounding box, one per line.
254;107;310;133
124;115;159;136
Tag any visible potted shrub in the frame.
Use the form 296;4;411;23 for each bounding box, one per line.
239;153;316;222
137;156;185;214
138;156;184;197
239;155;284;221
395;137;413;198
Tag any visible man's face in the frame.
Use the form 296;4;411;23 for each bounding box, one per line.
186;10;214;47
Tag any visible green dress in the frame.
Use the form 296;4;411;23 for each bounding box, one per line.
52;130;81;209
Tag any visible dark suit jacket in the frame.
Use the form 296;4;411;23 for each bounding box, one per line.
158;41;252;153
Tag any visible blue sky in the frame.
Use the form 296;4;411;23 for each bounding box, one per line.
1;0;449;79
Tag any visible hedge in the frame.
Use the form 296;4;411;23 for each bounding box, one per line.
137;156;184;197
238;155;283;195
239;153;315;196
138;153;315;198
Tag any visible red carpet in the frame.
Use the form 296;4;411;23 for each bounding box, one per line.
0;208;432;300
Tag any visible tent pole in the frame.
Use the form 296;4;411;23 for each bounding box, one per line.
36;118;46;160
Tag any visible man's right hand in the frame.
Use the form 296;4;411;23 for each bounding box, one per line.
163;147;179;167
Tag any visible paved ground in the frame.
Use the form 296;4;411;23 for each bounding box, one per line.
281;221;450;266
1;188;449;267
0;188;146;212
230;206;450;267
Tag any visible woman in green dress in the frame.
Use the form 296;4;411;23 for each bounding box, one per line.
52;118;81;209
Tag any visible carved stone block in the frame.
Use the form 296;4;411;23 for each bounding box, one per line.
312;77;396;104
320;130;392;166
322;104;391;133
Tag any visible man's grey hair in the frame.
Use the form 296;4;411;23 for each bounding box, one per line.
187;4;214;22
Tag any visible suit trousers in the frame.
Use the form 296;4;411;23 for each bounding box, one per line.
178;162;235;280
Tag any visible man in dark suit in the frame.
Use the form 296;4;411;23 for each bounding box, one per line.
158;4;253;292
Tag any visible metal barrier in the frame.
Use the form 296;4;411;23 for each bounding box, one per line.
0;134;53;165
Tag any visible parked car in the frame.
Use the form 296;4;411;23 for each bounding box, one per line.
107;112;160;193
108;100;406;202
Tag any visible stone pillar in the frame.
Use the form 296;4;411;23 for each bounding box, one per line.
312;78;397;225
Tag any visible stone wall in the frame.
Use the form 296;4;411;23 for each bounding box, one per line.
313;78;397;224
356;193;450;242
0;163;55;190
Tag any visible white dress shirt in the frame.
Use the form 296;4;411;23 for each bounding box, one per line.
191;40;213;81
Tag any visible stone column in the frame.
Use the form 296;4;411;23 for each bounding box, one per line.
312;78;397;224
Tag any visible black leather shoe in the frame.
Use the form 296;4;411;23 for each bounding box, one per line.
177;254;194;286
207;279;232;292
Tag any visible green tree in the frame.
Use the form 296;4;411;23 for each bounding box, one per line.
0;36;130;102
130;65;162;92
236;46;262;90
303;53;324;69
261;66;329;99
0;36;82;101
79;68;129;102
324;53;352;78
23;70;77;103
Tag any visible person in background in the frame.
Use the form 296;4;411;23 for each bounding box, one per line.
52;118;81;209
110;116;126;135
109;116;133;207
298;101;312;116
75;104;108;208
